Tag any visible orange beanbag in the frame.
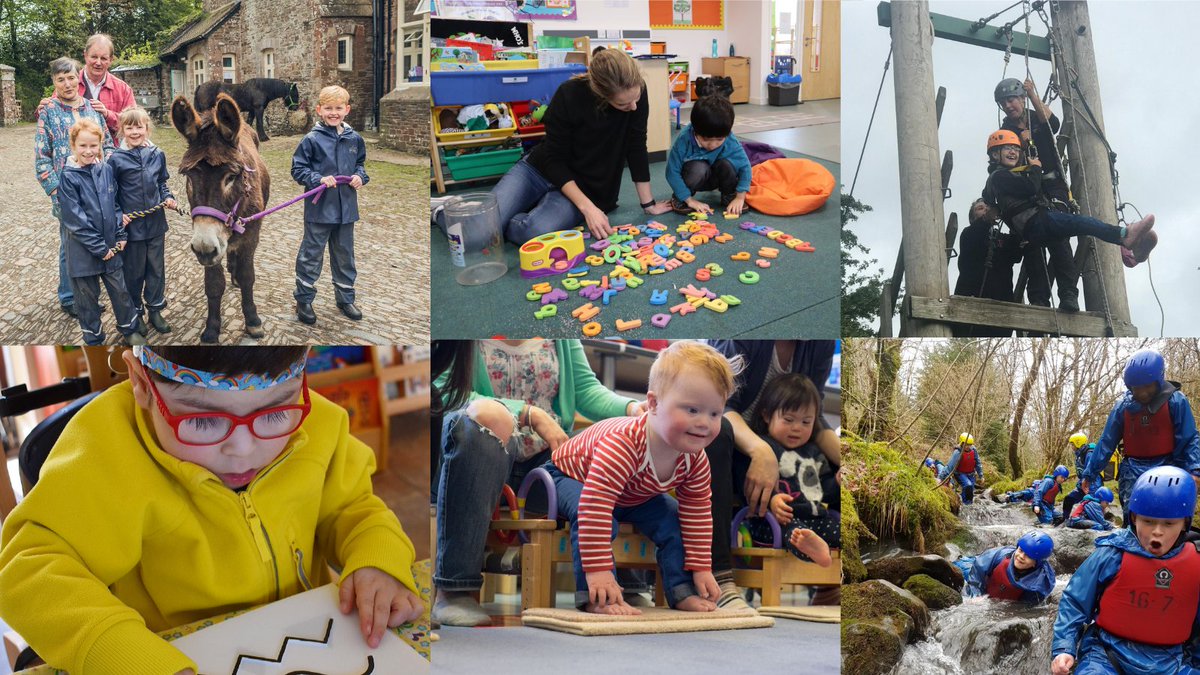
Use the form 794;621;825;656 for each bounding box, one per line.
746;158;836;216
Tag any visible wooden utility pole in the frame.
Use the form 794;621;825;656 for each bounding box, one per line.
1050;1;1131;326
890;0;951;337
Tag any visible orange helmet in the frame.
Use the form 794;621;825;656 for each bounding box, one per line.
987;129;1021;154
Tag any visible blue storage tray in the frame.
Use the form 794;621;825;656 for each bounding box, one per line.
431;65;586;106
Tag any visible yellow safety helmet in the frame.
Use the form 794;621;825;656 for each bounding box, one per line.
959;432;975;445
1069;432;1088;449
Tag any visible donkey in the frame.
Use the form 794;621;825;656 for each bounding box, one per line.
171;93;270;343
194;78;301;141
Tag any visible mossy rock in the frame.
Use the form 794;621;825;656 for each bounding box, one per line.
841;488;871;583
844;579;931;642
842;620;905;675
903;573;962;610
866;554;965;591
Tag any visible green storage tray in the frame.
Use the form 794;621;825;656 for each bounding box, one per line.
446;147;523;180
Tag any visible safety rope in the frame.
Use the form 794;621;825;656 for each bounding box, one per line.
124;199;186;221
849;45;892;199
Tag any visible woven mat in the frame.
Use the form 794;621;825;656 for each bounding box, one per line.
521;606;774;636
756;605;840;623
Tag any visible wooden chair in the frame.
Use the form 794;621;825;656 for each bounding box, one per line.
729;507;841;607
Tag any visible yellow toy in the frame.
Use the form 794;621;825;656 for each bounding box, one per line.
520;230;586;279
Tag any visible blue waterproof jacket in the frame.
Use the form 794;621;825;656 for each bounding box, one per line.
1074;444;1094;475
291;122;369;225
1067;495;1113;531
1084;383;1200;499
107;141;173;241
961;545;1055;603
58;158;125;277
1034;475;1065;508
946;445;983;479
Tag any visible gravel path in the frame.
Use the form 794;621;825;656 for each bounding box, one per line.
0;123;429;345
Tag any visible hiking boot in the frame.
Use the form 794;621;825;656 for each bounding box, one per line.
1132;229;1158;264
1120;214;1155;251
60;303;77;318
296;302;316;325
124;332;147;346
337;302;363;321
1059;297;1080;312
669;196;693;215
148;310;172;333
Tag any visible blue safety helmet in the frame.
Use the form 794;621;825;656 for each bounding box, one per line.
1094;486;1114;503
925;458;936;467
1017;530;1054;561
1053;465;1069;479
1128;466;1197;519
1087;442;1097;451
1124;349;1166;390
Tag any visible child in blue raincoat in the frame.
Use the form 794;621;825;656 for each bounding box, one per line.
1052;466;1200;675
1081;349;1200;520
924;457;947;481
1066;485;1115;531
945;433;983;504
1002;480;1040;504
954;530;1055;604
1061;434;1094;517
1033;465;1069;525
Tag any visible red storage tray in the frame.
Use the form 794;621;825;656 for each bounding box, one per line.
510;100;545;135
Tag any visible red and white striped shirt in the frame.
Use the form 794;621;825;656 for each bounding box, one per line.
552;415;713;573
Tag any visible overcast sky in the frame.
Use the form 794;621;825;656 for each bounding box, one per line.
843;0;1200;337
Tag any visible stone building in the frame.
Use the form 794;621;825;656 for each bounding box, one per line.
0;65;21;127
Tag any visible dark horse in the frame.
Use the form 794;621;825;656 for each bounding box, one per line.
171;93;270;343
194;78;300;141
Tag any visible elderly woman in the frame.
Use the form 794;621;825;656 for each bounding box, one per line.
39;34;135;138
34;57;113;318
433;49;673;248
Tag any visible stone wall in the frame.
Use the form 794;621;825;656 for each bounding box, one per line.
0;65;20;127
115;67;166;121
378;84;429;156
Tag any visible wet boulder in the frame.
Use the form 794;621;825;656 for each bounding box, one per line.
842;620;905;675
962;617;1036;666
866;554;965;591
1048;527;1107;574
844;579;932;641
903;573;963;610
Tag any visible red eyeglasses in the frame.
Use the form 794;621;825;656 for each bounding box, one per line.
145;371;312;446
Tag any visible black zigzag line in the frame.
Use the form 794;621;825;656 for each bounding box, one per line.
231;618;334;673
286;654;375;675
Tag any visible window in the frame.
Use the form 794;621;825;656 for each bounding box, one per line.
263;49;274;78
193;57;205;88
401;24;425;83
222;54;236;83
337;35;353;71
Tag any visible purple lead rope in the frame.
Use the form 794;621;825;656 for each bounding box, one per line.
189;175;357;233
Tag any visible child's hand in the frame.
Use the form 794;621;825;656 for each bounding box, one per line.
685;197;713;215
528;406;568;452
693;570;720;602
321;175;338;188
122;214;131;226
339;567;424;649
103;249;115;261
116;240;126;251
770;493;794;522
1029;156;1042;168
1051;654;1075;675
585;570;626;607
350;175;363;189
165;198;177;210
725;195;746;216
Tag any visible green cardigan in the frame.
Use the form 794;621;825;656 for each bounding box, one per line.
447;340;634;433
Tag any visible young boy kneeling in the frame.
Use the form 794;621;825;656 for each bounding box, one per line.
665;95;752;216
1052;466;1200;674
544;342;738;614
0;347;421;673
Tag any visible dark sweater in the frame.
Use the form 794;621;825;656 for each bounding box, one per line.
1002;112;1068;203
525;77;651;212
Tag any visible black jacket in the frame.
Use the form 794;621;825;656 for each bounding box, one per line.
59;159;124;277
108;142;172;241
291;122;369;225
954;220;1023;302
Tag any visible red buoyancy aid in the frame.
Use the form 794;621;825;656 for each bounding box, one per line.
1123;403;1175;459
1041;480;1062;505
958;447;977;473
1070;501;1088;520
1096;545;1200;645
985;555;1026;601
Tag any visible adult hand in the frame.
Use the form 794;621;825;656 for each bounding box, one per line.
528;406;568;452
122;214;131;226
116;240;126;251
745;444;780;517
644;200;674;216
626;400;647;417
585;570;626;607
693;570;720;602
339;567;424;649
349;175;363;189
685;197;713;215
321;175;338;188
36;97;52;117
725;195;746;216
90;98;108;116
1051;654;1075;675
583;206;614;239
770;493;794;523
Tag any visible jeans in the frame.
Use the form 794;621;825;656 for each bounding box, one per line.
1023;236;1079;307
543;461;696;609
703;418;740;572
681;158;738;199
954;472;976;504
123;235;167;313
488;159;584;246
1027;210;1123;247
71;268;139;345
53;205;74;307
294;221;356;304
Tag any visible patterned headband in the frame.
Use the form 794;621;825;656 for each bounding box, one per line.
134;346;306;391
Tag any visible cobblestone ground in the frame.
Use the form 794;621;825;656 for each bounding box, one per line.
0;123;430;345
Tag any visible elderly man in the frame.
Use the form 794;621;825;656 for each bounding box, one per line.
39;34;134;138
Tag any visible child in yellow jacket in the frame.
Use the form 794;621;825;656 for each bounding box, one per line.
0;346;421;674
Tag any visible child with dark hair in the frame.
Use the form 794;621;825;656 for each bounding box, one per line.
0;346;421;673
747;373;838;567
665;95;752;216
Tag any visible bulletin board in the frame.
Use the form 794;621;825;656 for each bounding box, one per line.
649;0;723;30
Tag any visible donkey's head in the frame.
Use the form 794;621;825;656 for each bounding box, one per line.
172;93;259;267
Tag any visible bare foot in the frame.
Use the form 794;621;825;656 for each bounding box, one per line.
674;595;717;612
584;600;642;616
790;529;833;567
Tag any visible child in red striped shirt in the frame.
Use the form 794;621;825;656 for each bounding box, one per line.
545;342;740;615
